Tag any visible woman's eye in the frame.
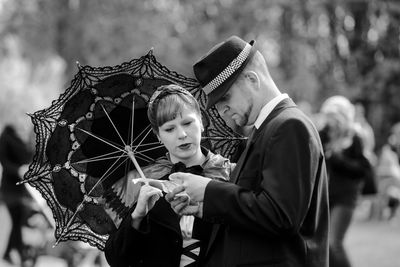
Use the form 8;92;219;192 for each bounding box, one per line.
161;126;174;132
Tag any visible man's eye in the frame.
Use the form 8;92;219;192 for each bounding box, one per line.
220;93;230;103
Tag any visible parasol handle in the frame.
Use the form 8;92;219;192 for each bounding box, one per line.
125;145;146;179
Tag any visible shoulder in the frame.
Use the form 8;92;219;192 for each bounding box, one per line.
203;150;234;181
264;108;318;138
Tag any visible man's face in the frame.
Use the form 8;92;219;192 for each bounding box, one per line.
214;79;254;127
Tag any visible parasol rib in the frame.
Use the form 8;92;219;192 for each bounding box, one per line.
202;136;247;140
100;104;127;147
130;124;153;151
71;151;120;164
134;144;165;155
72;154;129;164
130;95;135;151
76;128;126;154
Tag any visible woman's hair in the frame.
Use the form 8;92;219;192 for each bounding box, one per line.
147;84;201;134
320;95;355;125
320;95;356;140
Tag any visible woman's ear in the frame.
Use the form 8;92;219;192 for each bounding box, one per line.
157;134;162;144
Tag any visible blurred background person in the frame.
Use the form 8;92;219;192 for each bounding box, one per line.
353;101;379;219
354;101;376;166
374;122;400;221
0;124;33;266
0;162;13;266
318;96;373;267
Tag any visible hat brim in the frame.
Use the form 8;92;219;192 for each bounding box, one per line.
205;40;257;109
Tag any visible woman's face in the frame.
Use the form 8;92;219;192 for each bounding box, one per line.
157;106;203;165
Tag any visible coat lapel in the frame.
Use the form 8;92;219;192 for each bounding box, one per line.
231;127;255;184
231;98;296;184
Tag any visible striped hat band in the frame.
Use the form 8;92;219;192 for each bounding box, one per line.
202;43;253;95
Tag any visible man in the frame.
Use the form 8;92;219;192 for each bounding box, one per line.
167;36;329;267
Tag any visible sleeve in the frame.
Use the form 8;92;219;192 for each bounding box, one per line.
203;119;320;237
203;152;235;182
328;135;371;178
104;213;150;267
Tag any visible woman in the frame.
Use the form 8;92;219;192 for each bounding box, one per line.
104;84;234;267
318;96;372;267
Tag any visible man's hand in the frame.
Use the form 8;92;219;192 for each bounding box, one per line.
165;185;203;217
168;172;212;202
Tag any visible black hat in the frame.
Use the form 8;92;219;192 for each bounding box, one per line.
193;36;256;109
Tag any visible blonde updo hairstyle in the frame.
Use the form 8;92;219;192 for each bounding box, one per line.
320;95;355;138
147;84;202;135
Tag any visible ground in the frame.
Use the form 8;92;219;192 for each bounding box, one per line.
346;200;400;267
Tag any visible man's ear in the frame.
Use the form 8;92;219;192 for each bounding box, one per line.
244;71;260;89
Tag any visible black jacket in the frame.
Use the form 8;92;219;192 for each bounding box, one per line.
104;190;213;267
202;99;329;267
0;125;32;202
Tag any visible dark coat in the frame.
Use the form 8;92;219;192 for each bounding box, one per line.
0;125;32;203
104;194;213;267
321;133;371;207
202;99;329;267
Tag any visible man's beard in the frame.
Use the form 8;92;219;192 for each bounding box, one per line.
236;104;252;127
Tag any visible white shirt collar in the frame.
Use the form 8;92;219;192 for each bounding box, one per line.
254;93;289;129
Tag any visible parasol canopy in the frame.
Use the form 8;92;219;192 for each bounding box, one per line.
22;50;245;250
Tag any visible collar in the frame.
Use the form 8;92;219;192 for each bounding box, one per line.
165;146;209;167
254;93;289;129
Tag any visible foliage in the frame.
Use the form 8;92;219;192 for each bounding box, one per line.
0;0;399;148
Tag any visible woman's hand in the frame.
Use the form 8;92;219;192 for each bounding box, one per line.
131;184;163;229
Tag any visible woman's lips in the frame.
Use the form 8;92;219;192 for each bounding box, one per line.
178;143;191;149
